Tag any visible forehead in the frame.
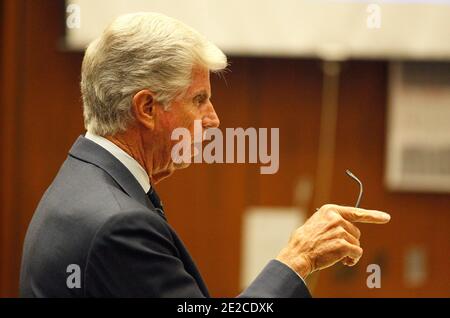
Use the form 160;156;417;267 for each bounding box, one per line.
186;66;211;96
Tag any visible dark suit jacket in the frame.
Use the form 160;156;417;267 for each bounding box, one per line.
19;136;311;298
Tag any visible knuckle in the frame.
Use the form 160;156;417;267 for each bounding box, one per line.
337;240;349;255
338;238;348;248
329;212;342;225
321;204;336;214
353;209;364;219
348;222;361;237
336;226;346;237
355;247;364;257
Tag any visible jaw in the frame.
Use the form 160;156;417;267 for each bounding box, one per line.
151;151;194;184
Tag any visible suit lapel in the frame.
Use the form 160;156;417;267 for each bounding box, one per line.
169;229;210;297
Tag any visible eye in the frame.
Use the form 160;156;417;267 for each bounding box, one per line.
194;94;208;106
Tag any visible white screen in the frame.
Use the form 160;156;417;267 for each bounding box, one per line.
65;0;450;60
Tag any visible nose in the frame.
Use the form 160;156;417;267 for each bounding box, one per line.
202;103;220;128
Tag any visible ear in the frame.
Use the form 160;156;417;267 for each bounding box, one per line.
132;90;157;130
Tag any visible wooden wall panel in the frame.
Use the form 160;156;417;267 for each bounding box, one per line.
1;0;84;296
1;0;448;298
1;0;26;297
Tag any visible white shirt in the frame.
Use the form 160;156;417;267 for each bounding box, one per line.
85;131;151;193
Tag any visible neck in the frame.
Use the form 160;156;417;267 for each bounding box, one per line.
105;128;153;182
105;128;173;185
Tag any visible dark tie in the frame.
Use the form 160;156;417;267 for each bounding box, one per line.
147;187;166;219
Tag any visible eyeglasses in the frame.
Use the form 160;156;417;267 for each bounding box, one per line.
345;169;363;208
316;169;364;211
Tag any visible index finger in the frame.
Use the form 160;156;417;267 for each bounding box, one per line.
334;205;391;224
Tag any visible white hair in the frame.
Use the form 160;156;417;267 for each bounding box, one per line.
81;12;227;136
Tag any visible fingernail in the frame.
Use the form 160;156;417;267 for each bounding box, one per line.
381;212;391;221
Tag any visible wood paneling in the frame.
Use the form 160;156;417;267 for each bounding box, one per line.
1;0;26;297
1;0;84;296
1;0;449;297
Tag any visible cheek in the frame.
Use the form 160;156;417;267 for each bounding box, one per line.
154;113;177;151
162;102;200;142
164;114;189;146
182;107;199;128
175;112;200;142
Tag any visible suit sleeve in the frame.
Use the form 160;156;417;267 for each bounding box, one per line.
239;260;311;298
84;211;206;297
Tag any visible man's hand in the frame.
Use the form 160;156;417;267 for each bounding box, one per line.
276;204;391;279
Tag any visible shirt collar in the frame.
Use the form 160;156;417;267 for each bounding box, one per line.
84;131;151;193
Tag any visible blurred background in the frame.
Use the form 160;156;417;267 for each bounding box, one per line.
1;0;449;297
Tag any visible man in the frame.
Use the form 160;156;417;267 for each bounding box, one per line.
19;12;390;297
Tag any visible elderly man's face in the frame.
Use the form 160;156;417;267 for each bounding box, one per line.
152;65;220;178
